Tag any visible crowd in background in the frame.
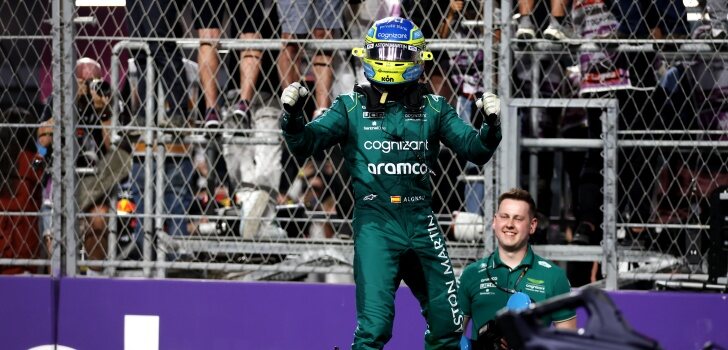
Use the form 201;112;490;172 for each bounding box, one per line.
0;0;727;284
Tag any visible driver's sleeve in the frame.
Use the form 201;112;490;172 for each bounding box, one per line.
435;96;501;165
281;95;350;158
550;272;577;323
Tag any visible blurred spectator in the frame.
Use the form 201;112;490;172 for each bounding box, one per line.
693;0;728;51
0;0;44;113
124;0;195;260
126;137;194;260
704;0;728;40
190;0;287;239
280;159;338;239
448;0;500;214
568;0;622;247
200;2;285;195
516;0;574;41
191;0;281;128
513;54;584;246
193;0;273;221
37;58;132;272
225;94;284;191
279;159;351;284
650;25;728;257
610;0;689;42
0;107;43;274
570;0;675;248
274;0;347;242
511;2;578;243
127;0;189;127
400;0;454;101
277;0;343;116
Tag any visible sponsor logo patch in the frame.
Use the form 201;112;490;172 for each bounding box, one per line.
368;162;429;175
363;140;429;153
363;121;381;131
525;283;546;294
479;282;496;289
363;111;385;119
376;32;409;40
363;194;377;201
402;195;425;202
479;288;496;296
538;261;552;269
404;112;425;120
425;213;463;331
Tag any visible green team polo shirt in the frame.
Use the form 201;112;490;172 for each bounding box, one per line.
457;245;575;340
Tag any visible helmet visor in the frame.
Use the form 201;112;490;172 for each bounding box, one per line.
365;42;419;62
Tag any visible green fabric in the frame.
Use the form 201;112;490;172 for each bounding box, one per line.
282;91;501;203
457;246;575;340
352;205;462;349
283;91;500;349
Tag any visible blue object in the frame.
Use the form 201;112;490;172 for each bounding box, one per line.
506;292;532;311
36;142;47;157
459;335;472;350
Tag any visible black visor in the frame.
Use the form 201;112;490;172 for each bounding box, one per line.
366;42;419;62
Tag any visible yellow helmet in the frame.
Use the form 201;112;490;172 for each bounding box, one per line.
352;17;434;85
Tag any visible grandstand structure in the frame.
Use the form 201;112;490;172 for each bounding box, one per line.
1;0;726;291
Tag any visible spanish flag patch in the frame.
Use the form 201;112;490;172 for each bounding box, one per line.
390;196;401;203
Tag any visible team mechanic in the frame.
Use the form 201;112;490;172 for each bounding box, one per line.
280;17;502;349
457;189;577;348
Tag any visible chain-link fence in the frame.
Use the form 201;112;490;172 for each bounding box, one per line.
0;0;726;288
505;0;728;288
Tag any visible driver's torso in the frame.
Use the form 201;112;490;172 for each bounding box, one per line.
339;92;442;206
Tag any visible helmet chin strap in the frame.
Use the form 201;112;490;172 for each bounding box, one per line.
356;81;427;112
369;82;388;103
370;81;417;103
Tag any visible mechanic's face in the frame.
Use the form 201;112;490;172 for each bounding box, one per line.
492;199;537;253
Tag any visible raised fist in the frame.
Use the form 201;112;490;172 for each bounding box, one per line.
281;82;309;115
476;92;501;126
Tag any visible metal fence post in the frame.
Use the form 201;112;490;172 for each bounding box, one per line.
527;57;541;204
154;129;167;278
54;0;77;277
481;0;496;256
139;57;156;277
498;0;517;196
603;100;619;290
50;0;63;279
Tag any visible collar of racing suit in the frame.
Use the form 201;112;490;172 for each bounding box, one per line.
354;82;430;114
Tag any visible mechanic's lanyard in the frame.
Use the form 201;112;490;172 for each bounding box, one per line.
485;253;529;295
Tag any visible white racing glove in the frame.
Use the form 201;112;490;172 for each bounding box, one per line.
476;92;501;126
281;82;309;115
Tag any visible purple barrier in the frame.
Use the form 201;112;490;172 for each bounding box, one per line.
56;278;426;350
3;276;727;349
609;291;728;350
0;276;55;350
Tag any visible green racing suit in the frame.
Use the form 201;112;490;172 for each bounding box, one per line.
281;86;501;350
